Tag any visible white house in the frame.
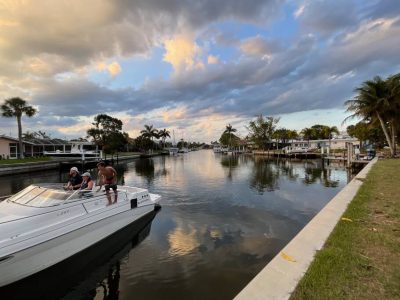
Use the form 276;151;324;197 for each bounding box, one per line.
0;135;80;159
290;138;360;150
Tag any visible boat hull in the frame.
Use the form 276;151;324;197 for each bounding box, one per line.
0;203;155;287
0;209;158;299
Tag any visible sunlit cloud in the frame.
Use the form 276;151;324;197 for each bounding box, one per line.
162;106;187;123
163;35;204;73
95;61;122;77
207;55;219;64
0;19;18;27
239;36;273;58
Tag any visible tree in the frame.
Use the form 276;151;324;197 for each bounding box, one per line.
347;121;386;150
247;115;280;150
22;131;36;139
347;122;371;149
273;128;293;149
158;128;171;149
219;132;240;147
140;125;158;141
87;114;127;154
1;97;37;158
309;124;338;140
288;130;298;143
224;124;237;148
325;126;339;149
301;127;315;147
345;75;399;156
386;73;400;154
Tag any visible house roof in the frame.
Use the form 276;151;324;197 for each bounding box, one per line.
0;135;19;143
0;135;69;145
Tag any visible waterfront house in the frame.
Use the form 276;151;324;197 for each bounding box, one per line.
0;135;97;159
290;138;360;150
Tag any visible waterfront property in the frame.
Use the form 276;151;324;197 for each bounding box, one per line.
289;138;360;151
0;135;99;159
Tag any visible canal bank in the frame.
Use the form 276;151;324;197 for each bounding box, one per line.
235;157;378;300
0;153;166;177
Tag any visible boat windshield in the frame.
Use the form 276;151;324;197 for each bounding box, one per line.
8;185;73;207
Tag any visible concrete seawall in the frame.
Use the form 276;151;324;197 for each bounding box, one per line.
0;154;148;177
235;157;378;300
0;161;60;176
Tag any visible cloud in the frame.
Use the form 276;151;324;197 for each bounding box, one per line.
207;55;219;64
162;106;187;123
293;4;305;19
0;1;399;142
297;0;359;35
163;35;204;72
239;36;281;59
96;61;122;77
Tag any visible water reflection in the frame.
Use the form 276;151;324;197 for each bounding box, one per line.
134;157;169;184
220;155;239;180
303;163;339;187
249;157;280;193
135;158;155;183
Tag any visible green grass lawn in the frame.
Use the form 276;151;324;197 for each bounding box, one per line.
0;157;51;164
291;159;400;299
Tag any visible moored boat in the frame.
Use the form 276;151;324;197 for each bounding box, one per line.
0;183;161;287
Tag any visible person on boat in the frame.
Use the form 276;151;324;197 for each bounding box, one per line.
64;167;83;190
80;172;94;190
96;161;118;205
79;172;94;197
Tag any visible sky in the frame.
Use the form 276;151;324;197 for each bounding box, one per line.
0;0;399;143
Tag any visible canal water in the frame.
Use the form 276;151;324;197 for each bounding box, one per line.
0;150;350;300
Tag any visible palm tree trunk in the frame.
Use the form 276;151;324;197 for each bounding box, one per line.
391;123;396;155
17;115;24;159
377;112;394;156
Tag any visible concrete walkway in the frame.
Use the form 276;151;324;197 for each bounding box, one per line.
235;158;378;300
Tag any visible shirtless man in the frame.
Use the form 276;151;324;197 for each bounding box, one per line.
97;162;118;205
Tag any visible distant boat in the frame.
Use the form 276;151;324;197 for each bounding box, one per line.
178;147;189;153
44;142;100;158
168;147;179;156
283;146;310;154
213;145;222;153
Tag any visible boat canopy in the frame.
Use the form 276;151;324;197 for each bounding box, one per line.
8;185;80;207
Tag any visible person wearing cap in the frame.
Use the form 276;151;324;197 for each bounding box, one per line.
64;167;83;190
80;172;94;191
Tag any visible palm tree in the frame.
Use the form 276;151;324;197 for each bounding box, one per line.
344;76;396;156
326;126;339;149
158;128;171;149
301;127;315;148
224;124;237;148
1;97;37;158
140;124;159;150
288;130;298;143
386;73;400;154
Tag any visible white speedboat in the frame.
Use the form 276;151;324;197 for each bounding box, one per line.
213;145;222;153
44;142;101;158
168;147;179;156
0;183;161;287
178;147;189;153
